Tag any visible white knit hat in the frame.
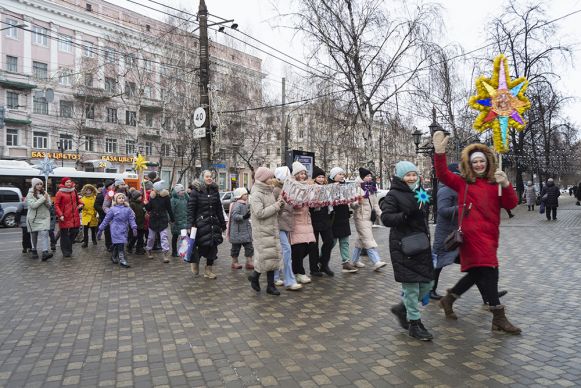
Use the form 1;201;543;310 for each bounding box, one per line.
329;167;345;180
275;166;291;182
31;177;44;188
153;180;166;192
292;161;307;176
233;187;248;200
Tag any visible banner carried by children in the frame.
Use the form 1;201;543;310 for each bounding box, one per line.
281;179;360;207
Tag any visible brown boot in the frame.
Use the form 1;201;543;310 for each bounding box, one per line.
162;251;170;263
231;257;243;269
204;265;217;279
439;289;459;320
490;305;521;334
245;257;254;270
190;262;199;275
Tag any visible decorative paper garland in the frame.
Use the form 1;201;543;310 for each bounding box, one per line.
468;54;531;153
281;180;361;208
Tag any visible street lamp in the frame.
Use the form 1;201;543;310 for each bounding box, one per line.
57;140;64;167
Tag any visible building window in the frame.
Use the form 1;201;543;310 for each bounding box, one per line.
145;112;153;127
59;134;73;150
176;119;185;131
124;81;136;97
84;136;94;152
145;141;152;156
33;96;48;115
59;68;72;86
143;59;152;72
33;131;48;149
176;145;184;157
298;129;304;139
105;138;117;153
143;86;152;99
60;100;73;118
84;73;93;87
161;143;170;157
160;88;167;100
85;104;95;119
104;77;116;93
86;3;92;11
57;34;73;53
5;19;18;39
104;47;116;64
6;91;19;109
6;128;18;146
32;26;48;46
125;54;137;68
106;108;118;123
126;110;136;126
32;61;48;80
125;139;135;155
6;56;18;72
83;42;94;57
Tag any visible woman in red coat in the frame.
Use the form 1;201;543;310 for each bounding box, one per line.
54;177;81;257
432;132;521;334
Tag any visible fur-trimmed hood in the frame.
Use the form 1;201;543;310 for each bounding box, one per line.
158;188;169;198
192;180;219;193
81;184;97;197
460;143;497;183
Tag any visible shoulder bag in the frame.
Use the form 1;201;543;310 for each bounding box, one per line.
444;184;468;252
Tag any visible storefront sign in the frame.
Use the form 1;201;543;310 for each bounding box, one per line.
101;155;134;163
31;151;80;160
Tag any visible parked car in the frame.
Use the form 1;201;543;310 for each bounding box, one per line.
220;191;234;213
0;186;24;227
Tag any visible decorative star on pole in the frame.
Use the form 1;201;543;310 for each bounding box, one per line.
133;154;147;172
415;187;431;206
468;54;531;153
37;154;57;183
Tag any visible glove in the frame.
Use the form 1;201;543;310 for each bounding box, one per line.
243;212;251;219
433;131;449;154
97;231;102;240
132;229;138;237
494;169;509;188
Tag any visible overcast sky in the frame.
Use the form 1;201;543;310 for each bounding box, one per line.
115;0;581;129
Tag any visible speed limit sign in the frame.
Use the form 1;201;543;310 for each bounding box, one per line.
193;107;206;128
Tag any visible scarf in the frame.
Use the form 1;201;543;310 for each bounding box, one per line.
360;181;377;199
59;187;75;193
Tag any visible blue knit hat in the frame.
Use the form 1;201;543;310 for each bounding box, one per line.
395;161;418;179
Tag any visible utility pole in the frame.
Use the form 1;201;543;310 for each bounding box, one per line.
199;0;211;169
280;77;286;165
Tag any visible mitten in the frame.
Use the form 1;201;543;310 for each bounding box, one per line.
243;212;251;219
433;131;449;154
494;169;509;188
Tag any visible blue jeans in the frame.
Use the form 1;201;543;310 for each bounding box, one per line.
275;231;298;287
352;247;380;264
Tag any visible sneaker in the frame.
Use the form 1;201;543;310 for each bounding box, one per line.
275;279;284;286
354;261;366;268
342;262;359;273
286;283;302;291
296;274;311;284
373;261;387;271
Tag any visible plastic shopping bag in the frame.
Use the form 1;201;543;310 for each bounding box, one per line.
181;228;197;263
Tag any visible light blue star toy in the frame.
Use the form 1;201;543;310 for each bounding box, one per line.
415;187;431;205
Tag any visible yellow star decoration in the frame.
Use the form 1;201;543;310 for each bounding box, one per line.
468;54;531;153
133;154;147;172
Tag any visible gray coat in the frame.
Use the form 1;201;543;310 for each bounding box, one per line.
524;185;536;206
249;181;282;272
26;189;52;232
229;201;252;244
432;183;459;268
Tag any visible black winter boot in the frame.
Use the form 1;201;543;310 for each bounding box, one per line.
41;251;53;261
248;271;261;292
266;271;280;296
390;302;409;330
408;319;433;341
30;250;39;259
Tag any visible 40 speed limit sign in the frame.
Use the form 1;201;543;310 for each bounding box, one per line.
193;107;206;128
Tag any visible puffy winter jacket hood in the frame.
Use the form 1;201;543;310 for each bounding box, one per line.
81;184;97;197
460;143;497;183
192;180;220;193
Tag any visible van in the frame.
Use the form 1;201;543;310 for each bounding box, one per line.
0;187;24;227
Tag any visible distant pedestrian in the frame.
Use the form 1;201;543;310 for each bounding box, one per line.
329;167;358;274
540;178;560;221
17;201;31;255
79;184;99;247
524;181;537;211
95;180;113;251
128;190;146;255
98;193;137;268
145;181;174;263
54;177;81;258
308;166;335;277
381;161;434;341
227;187;254;270
170;184;189;258
26;178;53;261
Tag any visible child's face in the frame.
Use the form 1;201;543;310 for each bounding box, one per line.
240;194;248;201
403;172;418;185
295;171;307;181
315;175;325;184
116;195;125;205
363;174;373;182
333;173;345;182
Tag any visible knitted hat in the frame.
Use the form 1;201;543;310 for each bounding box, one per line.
469;151;486;162
114;178;125;187
153;180;166;192
395;161;418;179
173;184;185;193
359;167;372;179
147;171;158;181
60;177;71;185
31;177;43;188
312;165;325;179
131;190;143;201
103;179;115;189
233;187;248;200
144;181;153;190
113;192;126;203
274;166;291;182
329;167;345;180
292;161;307;176
448;163;460;174
254;167;274;183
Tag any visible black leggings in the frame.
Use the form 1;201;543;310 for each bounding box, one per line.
308;228;334;272
83;225;97;244
292;242;315;275
451;267;500;306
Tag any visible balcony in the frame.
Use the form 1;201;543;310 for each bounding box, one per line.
140;97;163;111
4;109;32;125
0;72;37;91
73;86;112;102
82;119;105;134
140;127;161;139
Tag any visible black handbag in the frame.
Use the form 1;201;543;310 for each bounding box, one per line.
444;184;468;252
401;232;430;257
368;198;377;222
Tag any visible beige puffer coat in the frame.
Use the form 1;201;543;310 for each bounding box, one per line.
273;184;294;231
249;181;282;273
352;180;382;249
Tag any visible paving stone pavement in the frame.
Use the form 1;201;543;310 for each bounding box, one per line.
1;197;580;387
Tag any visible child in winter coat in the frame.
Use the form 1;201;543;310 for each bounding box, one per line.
128;190;146;255
17;200;31;254
329;167;358;273
170;184;189;258
308;166;335;277
228;187;254;270
26;178;53;261
145;181;174;263
98;192;137;268
80;184;99;247
381;161;434;341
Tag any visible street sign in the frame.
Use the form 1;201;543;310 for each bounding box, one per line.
193;107;206;128
193;127;206;139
